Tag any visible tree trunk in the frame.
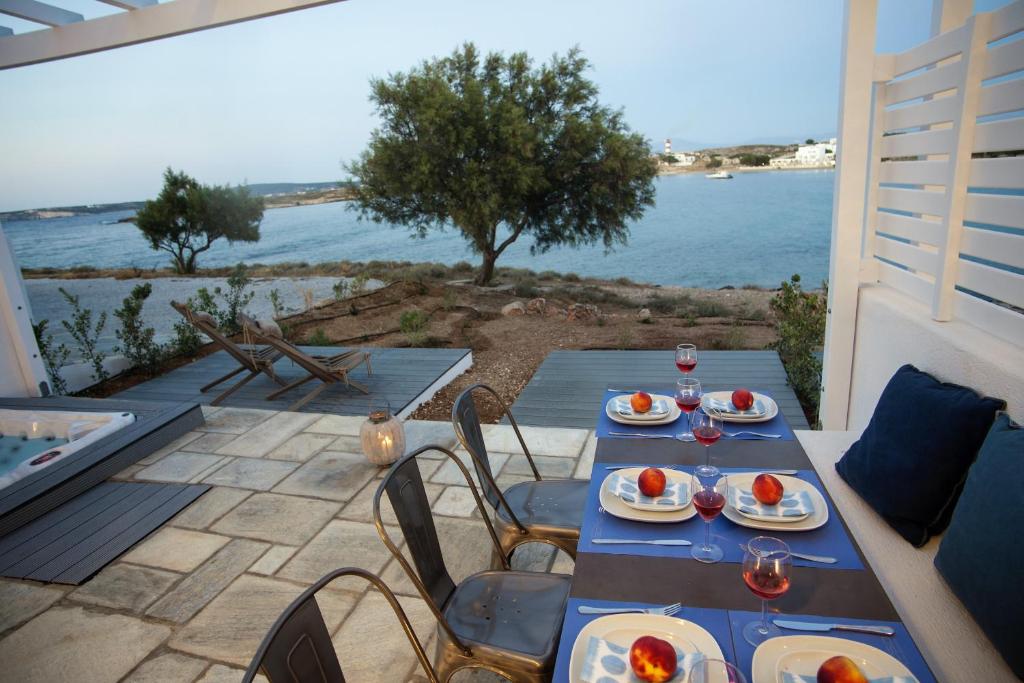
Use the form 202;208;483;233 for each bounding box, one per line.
475;252;497;286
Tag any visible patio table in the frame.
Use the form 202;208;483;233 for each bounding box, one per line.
553;401;937;682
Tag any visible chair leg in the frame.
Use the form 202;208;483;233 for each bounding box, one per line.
210;369;259;406
201;365;246;393
344;375;370;394
261;363;288;387
286;382;331;412
266;374;315;400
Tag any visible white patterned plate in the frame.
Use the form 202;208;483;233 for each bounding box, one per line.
607;466;692;512
751;635;915;683
700;391;778;423
606;394;682;426
599;471;697;523
721;473;828;531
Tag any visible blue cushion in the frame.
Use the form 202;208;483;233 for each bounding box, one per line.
836;365;1004;546
934;414;1024;678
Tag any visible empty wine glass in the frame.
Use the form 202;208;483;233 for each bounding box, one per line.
675;343;697;374
687;658;747;683
690;472;728;564
691;406;724;477
741;536;792;645
674;378;701;442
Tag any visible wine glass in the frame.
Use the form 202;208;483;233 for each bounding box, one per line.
741;536;792;645
675;343;697;374
690;472;728;563
674;377;701;442
687;658;747;683
691;407;723;477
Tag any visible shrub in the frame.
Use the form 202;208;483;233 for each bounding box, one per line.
306;328;331;346
442;289;457;311
513;277;539;298
349;273;370;297
59;287;109;383
645;293;692;315
563;272;581;282
171;319;203;358
399;309;430;347
693;300;732;318
268;288;285;319
32;319;70;395
770;274;827;421
614;276;635;286
114;283;164;375
218;264;255;333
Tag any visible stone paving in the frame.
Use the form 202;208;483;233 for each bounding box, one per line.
0;406;596;682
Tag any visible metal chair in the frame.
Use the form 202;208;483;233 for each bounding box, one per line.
242;566;438;683
452;384;588;565
374;445;572;683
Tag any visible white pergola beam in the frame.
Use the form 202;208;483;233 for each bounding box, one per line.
98;0;158;9
0;0;83;26
0;0;345;69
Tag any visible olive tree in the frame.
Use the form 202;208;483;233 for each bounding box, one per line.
348;44;657;285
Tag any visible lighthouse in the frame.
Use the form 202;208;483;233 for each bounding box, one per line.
664;138;672;155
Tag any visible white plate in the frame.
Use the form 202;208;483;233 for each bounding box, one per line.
721;473;828;531
751;635;916;683
606;467;693;512
569;613;726;683
599;470;697;523
610;395;675;421
606;394;682;426
700;392;779;423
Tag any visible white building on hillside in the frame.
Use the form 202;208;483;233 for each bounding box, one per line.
663;139;697;166
796;138;838;166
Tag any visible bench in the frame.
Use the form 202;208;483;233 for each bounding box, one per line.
795;430;1017;683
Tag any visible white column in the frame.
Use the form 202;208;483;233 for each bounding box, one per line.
931;0;973;35
819;0;878;430
0;222;48;396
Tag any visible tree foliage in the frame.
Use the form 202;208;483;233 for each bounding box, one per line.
770;274;827;424
739;153;770;167
706;156;723;169
135;168;264;274
348;43;657;285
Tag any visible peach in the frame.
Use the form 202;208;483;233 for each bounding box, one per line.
630;391;653;413
731;388;754;411
752;473;784;505
629;635;677;683
637;467;667;497
817;655;868;683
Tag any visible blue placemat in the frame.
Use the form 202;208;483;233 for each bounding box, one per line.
578;465;863;569
553;598;736;682
596;389;795;440
727;610;935;682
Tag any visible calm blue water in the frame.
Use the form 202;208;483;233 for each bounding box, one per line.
4;170;834;288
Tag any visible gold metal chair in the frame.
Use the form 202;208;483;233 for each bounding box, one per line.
242;566;438;683
452;384;588;566
374;445;572;683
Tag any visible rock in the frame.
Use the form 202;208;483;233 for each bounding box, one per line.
567;303;600;321
526;297;547;315
637;308;652;323
501;301;526;316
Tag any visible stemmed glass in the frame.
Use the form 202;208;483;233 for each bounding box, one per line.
690;473;728;563
691;406;724;477
674;378;701;442
741;536;792;645
675;343;697;374
687;658;747;683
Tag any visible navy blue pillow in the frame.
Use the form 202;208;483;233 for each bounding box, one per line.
935;414;1024;678
836;365;1004;546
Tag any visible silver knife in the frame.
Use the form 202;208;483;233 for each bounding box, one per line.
773;619;895;636
592;538;692;546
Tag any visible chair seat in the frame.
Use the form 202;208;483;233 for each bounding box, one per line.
443;570;571;666
496;480;587;537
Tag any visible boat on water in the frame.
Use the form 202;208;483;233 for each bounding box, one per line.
705;171;734;179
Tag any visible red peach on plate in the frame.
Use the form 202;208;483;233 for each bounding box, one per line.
629;635;677;683
731;388;754;411
638;467;667;497
752;473;784;505
817;655;868;683
630;391;654;413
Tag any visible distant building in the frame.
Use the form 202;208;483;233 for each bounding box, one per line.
662;139;697;166
795;138;837;167
770;155;798;167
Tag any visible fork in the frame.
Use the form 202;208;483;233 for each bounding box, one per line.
721;431;782;439
604;465;799;476
577;602;682;616
738;543;837;564
608;431;781;441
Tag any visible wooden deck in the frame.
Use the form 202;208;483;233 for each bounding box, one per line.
114;346;473;418
509;350;810;430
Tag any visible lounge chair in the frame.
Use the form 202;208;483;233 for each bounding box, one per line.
170;301;286;405
239;316;372;411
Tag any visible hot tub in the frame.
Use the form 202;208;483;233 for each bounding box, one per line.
0;410;136;490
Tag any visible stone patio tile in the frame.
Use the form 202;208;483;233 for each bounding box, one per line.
137;431;202;465
212;492;340;545
510;542;558;572
136;452;227;483
0;580;64;634
169;574;354;668
432;486;479;518
202;457;299;490
0;606;169;683
147;538;269;623
278;520;397;585
111;464;144;481
550;550;576;575
339;478;443;527
272;451;376;502
403;419;459;453
123;652;209;683
430;450;508;486
305;414;364;435
502;453;576;479
69;563;179;612
180;432;237;453
216;411;319;458
381;515;493;597
249;545;298;576
267;432;336;462
171;487;251;530
479;424;589;457
197;664;268;683
196;407;276;435
123;527;230;572
327;434;362;453
494;473;534;491
574;431;597;479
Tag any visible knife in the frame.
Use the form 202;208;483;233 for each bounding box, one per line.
592;538;692;546
773;619;895;636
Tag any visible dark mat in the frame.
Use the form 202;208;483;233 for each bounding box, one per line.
0;481;209;585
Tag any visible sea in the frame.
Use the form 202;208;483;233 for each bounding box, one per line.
4;169;835;289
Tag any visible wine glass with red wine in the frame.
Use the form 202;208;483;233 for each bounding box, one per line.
690;472;728;563
675;343;697;374
674;378;701;442
741;536;792;645
691;406;724;477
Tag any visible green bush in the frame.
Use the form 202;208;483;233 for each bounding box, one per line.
399;309;430;346
770;274;827;422
268;288;285;318
171;319;203;358
59;287;109;383
333;280;350;301
513;277;539;298
305;328;331;346
32;319;70;395
114;283;164;375
349;273;370;297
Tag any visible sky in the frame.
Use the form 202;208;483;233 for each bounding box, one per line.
0;0;1011;211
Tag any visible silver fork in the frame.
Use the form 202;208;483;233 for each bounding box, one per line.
738;543;837;564
721;431;782;439
577;602;682;616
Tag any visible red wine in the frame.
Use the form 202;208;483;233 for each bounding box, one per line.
743;569;790;600
675;395;701;413
675;358;697;373
692;490;725;521
693;425;722;446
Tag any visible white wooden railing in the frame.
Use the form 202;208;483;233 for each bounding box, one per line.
863;1;1024;347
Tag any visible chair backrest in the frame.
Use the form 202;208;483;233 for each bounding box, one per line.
243;567;437;683
171;300;259;370
250;328;334;380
